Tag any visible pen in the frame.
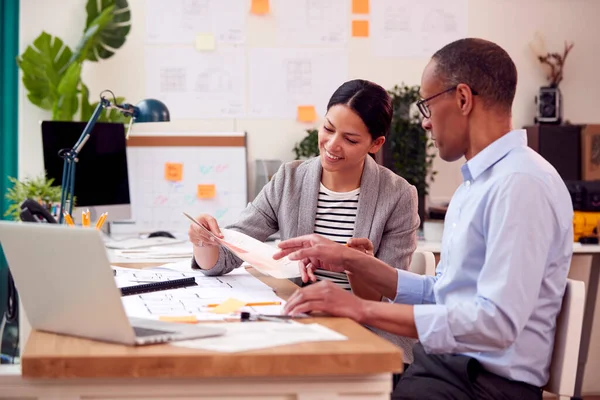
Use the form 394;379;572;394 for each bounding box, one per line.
206;301;282;308
63;212;75;227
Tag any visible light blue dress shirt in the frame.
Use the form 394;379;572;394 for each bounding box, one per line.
395;129;573;387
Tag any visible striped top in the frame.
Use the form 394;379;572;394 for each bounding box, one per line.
314;183;359;243
312;183;359;289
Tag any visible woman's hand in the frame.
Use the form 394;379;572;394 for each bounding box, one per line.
188;214;224;248
347;238;374;256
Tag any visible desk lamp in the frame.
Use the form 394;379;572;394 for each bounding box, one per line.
58;90;170;224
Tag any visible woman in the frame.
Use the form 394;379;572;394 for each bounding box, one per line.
189;79;418;284
188;79;420;360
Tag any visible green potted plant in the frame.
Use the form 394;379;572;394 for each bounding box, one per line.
16;0;132;122
3;174;62;221
384;84;437;226
293;129;319;160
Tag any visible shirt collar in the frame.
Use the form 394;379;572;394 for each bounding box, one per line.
461;129;527;182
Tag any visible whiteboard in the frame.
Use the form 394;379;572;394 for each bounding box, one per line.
124;132;247;234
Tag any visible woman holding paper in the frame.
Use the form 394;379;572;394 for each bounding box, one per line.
188;79;419;291
188;79;420;360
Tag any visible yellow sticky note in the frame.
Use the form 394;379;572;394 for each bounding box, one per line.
159;316;198;324
211;298;246;314
197;184;216;199
352;0;369;14
251;0;270;15
195;33;215;51
165;163;183;182
352;20;369;37
297;105;317;122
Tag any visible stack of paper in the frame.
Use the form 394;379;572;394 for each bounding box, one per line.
171;321;347;352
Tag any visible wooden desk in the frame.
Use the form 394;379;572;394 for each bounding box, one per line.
2;266;403;399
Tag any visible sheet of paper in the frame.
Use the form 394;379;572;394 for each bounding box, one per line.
215;229;300;279
120;262;285;321
371;0;468;58
171;322;347;352
195;33;216;51
248;48;347;118
145;47;246;119
274;0;348;45
146;0;246;44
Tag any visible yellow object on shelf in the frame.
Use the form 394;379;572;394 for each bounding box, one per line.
573;211;600;242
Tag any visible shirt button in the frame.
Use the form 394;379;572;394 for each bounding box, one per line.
452;223;457;228
465;180;471;187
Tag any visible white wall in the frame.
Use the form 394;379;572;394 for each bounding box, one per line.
19;0;600;203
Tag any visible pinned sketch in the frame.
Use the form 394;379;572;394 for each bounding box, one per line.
248;48;347;118
146;0;246;44
274;0;348;45
371;0;468;58
145;47;245;119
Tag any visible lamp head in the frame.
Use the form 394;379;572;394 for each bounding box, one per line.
130;99;170;123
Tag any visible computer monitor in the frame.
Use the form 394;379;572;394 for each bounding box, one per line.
41;121;131;222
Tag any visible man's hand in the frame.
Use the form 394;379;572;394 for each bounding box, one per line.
273;234;358;283
284;280;367;321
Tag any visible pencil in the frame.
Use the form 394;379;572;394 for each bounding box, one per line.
95;213;108;230
206;301;282;308
63;212;75;227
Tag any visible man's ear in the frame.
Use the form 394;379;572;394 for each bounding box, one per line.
369;136;386;153
456;83;474;115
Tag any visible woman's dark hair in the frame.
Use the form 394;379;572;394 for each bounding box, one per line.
326;79;393;140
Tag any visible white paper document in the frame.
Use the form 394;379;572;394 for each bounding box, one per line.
274;0;348;45
216;229;301;279
145;0;246;44
248;48;348;119
145;47;246;119
119;264;285;321
171;322;347;352
371;0;468;58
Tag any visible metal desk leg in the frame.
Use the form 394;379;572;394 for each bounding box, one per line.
573;253;600;400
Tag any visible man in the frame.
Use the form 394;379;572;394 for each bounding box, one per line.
273;38;573;400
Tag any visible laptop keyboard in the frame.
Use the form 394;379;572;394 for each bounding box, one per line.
133;326;174;337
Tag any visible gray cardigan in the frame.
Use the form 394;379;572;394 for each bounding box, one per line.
193;155;419;276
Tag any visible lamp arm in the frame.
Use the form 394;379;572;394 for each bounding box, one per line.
72;97;111;154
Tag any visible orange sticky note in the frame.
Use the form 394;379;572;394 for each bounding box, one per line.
352;0;369;14
165;163;183;181
159;316;198;324
197;184;216;199
297;105;317;122
352;20;369;37
210;298;246;314
251;0;269;15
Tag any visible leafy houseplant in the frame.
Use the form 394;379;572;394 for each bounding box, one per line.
4;175;62;221
16;0;131;122
293;129;319;160
384;84;437;225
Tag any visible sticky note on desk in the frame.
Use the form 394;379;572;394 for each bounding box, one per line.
210;298;246;314
352;0;369;14
250;0;270;15
352;20;369;37
197;184;216;199
195;33;215;51
165;163;183;181
297;105;317;122
159;315;198;324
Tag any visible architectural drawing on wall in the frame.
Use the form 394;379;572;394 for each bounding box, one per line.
371;0;468;58
145;47;245;119
145;0;246;44
248;48;347;118
274;0;349;45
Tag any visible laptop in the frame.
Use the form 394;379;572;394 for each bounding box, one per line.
0;221;225;345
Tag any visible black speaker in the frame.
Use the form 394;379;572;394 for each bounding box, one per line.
525;124;582;181
535;86;562;125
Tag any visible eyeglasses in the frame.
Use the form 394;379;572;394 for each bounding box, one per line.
416;86;478;119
